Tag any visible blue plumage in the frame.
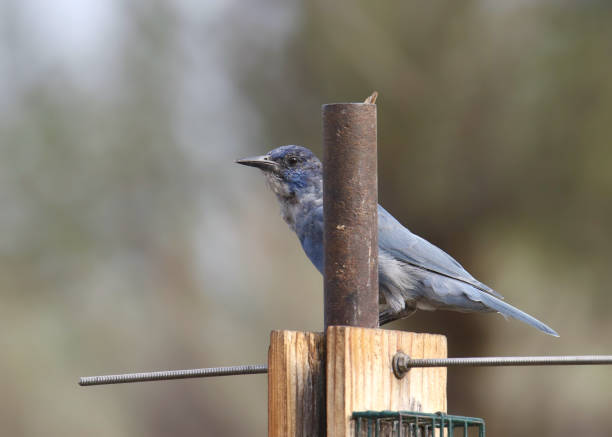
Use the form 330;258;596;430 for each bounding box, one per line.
237;145;558;336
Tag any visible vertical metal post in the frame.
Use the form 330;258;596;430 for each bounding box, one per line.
322;101;378;328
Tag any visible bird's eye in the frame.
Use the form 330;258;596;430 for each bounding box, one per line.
287;156;299;167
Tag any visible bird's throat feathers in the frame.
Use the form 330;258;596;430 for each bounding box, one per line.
264;172;322;231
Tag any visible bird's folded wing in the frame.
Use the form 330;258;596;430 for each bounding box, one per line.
378;206;504;299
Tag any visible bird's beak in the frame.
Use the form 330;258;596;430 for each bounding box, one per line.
235;155;278;171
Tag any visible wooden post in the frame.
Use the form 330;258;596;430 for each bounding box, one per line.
327;326;447;437
268;330;326;437
268;328;447;436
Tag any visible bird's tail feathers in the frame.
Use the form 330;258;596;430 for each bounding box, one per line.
478;293;559;337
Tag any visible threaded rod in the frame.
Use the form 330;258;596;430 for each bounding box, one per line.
79;364;268;386
393;353;612;378
79;354;612;386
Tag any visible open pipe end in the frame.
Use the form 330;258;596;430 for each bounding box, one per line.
363;91;378;104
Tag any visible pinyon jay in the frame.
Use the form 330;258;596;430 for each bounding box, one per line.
237;145;558;336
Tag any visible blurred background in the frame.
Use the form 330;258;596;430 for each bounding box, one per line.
1;0;611;435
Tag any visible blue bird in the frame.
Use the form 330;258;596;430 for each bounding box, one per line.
237;145;558;336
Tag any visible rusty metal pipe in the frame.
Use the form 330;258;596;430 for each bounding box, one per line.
322;102;378;328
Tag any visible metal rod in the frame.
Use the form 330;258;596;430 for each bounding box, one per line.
79;364;268;386
79;353;612;386
322;95;379;329
392;352;612;378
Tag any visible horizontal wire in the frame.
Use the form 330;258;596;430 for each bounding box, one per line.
79;364;268;386
400;354;612;367
79;355;612;386
392;354;612;378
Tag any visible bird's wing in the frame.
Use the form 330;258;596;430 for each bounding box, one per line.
297;206;325;274
377;205;504;299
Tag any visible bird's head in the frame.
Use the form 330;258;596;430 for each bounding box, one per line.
236;145;322;201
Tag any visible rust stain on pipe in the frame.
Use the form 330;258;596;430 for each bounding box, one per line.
322;102;378;329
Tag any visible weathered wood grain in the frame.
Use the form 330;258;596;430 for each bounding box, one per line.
268;330;325;437
326;326;447;437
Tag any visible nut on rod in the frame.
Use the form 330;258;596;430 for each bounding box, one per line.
79;364;268;386
392;353;612;378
